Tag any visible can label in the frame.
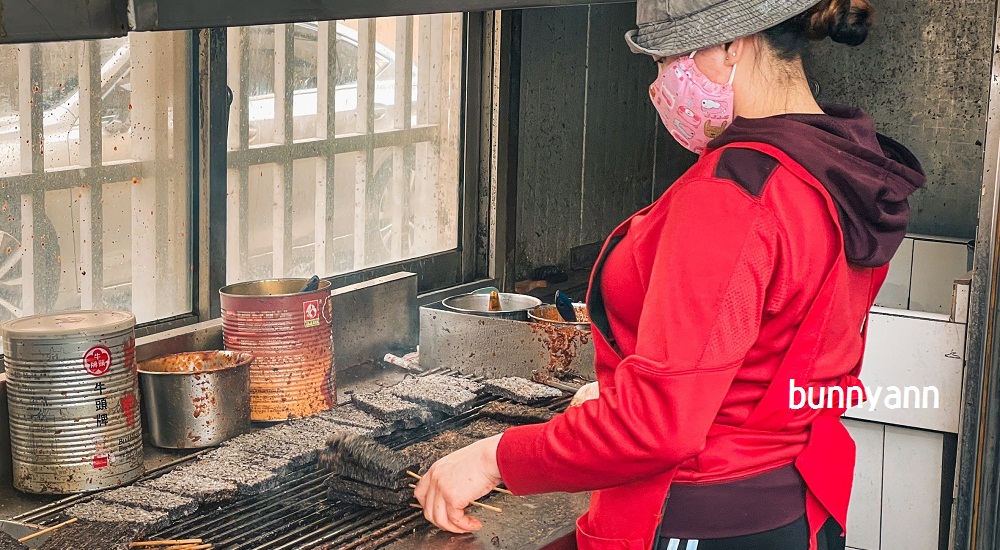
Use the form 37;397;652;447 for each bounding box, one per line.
303;300;320;328
92;453;109;469
83;345;112;376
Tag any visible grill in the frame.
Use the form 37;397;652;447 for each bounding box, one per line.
12;369;571;550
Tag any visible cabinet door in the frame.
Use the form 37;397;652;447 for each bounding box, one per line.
880;426;944;550
845;419;885;550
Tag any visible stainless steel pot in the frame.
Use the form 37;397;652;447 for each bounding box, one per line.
442;292;543;321
138;351;252;449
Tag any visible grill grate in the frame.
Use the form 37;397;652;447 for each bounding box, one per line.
14;370;570;549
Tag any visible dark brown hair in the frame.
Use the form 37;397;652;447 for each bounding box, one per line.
760;0;875;60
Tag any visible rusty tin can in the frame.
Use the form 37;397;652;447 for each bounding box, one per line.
2;310;142;494
220;278;334;421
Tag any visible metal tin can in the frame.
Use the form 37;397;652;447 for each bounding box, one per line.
220;278;334;421
2;311;142;494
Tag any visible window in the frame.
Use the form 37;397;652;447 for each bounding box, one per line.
225;15;465;283
0;33;192;324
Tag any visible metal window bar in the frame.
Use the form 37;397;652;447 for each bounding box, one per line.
354;19;376;269
390;16;414;260
77;41;104;310
315;21;338;277
226;26;251;284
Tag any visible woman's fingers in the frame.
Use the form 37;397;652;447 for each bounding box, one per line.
570;381;599;407
412;438;501;534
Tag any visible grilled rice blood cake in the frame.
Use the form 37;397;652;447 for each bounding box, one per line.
0;530;26;550
64;501;170;532
482;377;563;404
389;376;479;415
313;405;390;437
400;431;477;473
37;520;141;550
221;430;318;469
318;433;417;490
422;374;484;393
352;390;424;423
289;414;378;440
139;471;238;504
326;476;412;506
479;401;556;424
178;457;282;495
456;418;512;439
201;446;297;476
95;485;198;521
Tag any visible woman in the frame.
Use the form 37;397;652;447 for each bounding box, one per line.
415;0;925;548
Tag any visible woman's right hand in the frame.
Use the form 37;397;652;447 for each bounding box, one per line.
569;381;599;407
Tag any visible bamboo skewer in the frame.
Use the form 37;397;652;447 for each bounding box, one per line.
407;484;503;513
18;518;78;543
130;541;203;548
405;470;513;497
163;544;212;550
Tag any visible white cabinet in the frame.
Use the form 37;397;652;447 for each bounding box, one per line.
845;418;884;550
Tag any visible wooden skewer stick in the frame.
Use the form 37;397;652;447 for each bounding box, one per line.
407;484;503;513
18;518;78;543
130;540;203;548
406;470;514;497
163;544;212;550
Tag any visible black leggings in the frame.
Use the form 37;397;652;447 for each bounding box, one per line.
656;516;845;550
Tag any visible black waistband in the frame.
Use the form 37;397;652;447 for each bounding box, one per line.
658;464;807;540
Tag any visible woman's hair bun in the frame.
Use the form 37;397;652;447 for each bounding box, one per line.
804;0;874;46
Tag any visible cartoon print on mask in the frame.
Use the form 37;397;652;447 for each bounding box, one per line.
701;99;728;114
678;105;700;124
673;120;696;141
704;120;728;139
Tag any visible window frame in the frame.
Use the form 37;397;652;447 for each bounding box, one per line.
197;12;489;318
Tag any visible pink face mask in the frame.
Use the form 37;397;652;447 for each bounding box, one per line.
649;52;736;154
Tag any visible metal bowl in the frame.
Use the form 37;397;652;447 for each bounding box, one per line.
441;292;542;321
138;350;253;449
528;303;591;331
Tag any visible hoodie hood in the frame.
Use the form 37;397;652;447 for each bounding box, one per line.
706;104;926;267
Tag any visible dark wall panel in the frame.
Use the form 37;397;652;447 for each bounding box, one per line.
579;4;658;245
809;0;994;239
515;6;589;278
515;3;667;279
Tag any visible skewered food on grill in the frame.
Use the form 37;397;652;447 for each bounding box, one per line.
221;430;319;469
389;376;479;415
314;405;391;437
457;418;512;439
0;530;27;550
480;401;556;424
202;446;297;476
318;433;417;490
64;501;170;532
139;471;238;504
400;430;477;473
326;476;412;507
289;414;379;440
352;390;425;423
37;520;140;550
177;458;282;495
95;485;198;521
423;374;484;393
482;377;563;404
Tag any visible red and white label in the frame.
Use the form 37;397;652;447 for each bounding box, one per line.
83;345;112;376
303;300;320;328
92;454;109;469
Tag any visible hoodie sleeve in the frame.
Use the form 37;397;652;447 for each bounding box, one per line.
495;176;782;494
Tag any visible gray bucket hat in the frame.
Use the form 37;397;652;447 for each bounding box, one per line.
626;0;824;58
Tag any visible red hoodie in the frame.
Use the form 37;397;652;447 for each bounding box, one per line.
495;106;924;550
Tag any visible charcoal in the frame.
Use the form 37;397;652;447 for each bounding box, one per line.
389;377;479;415
352;390;424;422
65;501;170;532
482;377;563;404
221;430;317;469
318;432;417;490
139;471;238;504
400;431;477;473
480;401;555;424
326;476;412;506
38;520;140;550
457;418;512;439
0;531;26;550
178;457;282;495
95;485;197;521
